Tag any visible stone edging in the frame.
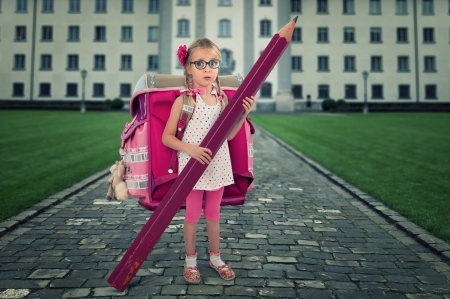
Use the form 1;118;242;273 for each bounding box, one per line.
257;126;450;263
0;167;110;238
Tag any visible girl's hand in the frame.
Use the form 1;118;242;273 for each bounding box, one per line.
243;96;256;116
185;144;212;165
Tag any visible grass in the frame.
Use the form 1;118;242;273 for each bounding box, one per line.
0;110;131;222
251;112;450;243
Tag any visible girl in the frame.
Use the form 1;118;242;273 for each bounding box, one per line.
162;38;256;284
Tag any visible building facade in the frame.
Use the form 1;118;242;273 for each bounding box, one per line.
0;0;449;111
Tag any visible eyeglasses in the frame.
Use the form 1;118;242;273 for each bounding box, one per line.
190;59;221;70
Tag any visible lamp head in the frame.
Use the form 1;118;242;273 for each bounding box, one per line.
362;71;369;80
81;69;87;79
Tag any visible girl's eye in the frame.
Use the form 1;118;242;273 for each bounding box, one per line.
210;61;218;67
196;61;206;68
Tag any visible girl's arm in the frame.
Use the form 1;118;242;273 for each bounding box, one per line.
162;95;212;165
227;96;256;141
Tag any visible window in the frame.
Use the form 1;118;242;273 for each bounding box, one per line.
68;26;79;41
94;26;106;41
66;83;77;97
14;54;26;70
178;19;189;36
318;85;329;98
369;0;381;14
422;0;433;14
344;27;355;42
396;0;407;14
260;20;271;36
370;27;382;43
40;54;52;70
121;26;133;41
318;27;328;42
371;56;382;71
122;0;133;12
15;26;26;41
219;0;231;6
261;82;272;98
95;0;107;12
344;56;356;71
425;85;437;99
148;55;158;70
39;83;51;97
93;83;105;97
318;56;329;71
292;28;302;42
292;56;302;71
42;0;53;12
219;19;231;37
16;0;27;12
69;0;80;13
345;85;356;99
94;55;106;70
41;26;53;41
120;84;132;97
317;0;328;13
398;85;410;99
67;54;79;70
424;56;436;71
219;49;233;74
260;0;271;5
372;84;383;99
149;0;159;12
397;28;408;43
178;0;190;5
343;0;354;14
398;56;409;72
291;0;301;12
148;26;159;41
13;83;24;97
423;28;434;43
121;55;132;70
292;85;302;99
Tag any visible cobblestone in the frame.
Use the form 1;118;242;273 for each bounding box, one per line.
0;129;449;298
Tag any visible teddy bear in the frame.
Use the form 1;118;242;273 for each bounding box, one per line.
106;160;129;201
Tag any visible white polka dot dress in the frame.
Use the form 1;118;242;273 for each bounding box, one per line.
178;93;234;191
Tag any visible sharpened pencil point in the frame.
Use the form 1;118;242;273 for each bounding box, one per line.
293;16;298;23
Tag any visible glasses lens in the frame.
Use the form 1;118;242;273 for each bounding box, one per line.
209;60;220;69
195;61;207;69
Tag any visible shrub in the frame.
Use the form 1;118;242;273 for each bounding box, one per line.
111;98;124;110
322;98;336;111
336;99;348;111
105;99;112;110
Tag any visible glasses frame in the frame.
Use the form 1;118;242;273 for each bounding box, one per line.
189;59;222;70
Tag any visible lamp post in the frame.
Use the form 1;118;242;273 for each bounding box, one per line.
362;70;369;115
80;69;87;113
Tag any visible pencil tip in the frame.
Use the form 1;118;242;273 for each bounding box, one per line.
293;16;298;23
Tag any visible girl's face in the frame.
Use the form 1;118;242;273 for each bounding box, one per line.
187;48;220;89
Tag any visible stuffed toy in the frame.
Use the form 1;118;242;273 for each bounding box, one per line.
106;160;128;201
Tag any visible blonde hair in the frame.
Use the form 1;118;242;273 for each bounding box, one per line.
183;38;225;110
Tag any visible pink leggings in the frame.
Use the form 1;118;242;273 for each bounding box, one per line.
184;187;224;222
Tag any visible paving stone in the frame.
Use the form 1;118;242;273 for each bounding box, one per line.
297;289;336;299
224;285;257;296
92;287;128;297
259;287;297;298
61;288;91;298
187;285;223;295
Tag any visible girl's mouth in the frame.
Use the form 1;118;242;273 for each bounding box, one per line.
204;76;211;80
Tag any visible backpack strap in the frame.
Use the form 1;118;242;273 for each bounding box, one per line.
168;92;196;174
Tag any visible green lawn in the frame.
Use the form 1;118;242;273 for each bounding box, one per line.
0;110;131;222
251;112;450;243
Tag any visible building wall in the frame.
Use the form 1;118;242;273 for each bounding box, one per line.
0;0;448;108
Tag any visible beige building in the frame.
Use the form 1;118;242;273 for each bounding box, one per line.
0;0;449;111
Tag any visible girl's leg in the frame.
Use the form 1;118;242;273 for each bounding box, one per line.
204;187;224;253
183;189;204;284
184;189;204;255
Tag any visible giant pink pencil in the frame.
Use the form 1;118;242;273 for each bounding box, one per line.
108;16;297;291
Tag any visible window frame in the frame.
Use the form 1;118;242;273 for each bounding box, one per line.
15;26;27;41
178;19;190;37
318;84;329;99
398;84;411;99
425;84;437;99
424;56;436;72
317;27;329;43
94;54;106;70
397;56;410;72
93;83;105;97
95;0;107;13
68;26;80;42
148;26;159;42
120;55;133;70
121;26;133;42
369;0;382;14
370;27;382;43
318;56;329;72
120;83;132;97
344;84;357;99
66;83;78;97
39;83;51;97
14;54;26;70
42;0;53;13
219;19;231;37
317;0;328;14
41;25;53;41
396;0;408;14
371;84;384;99
260;19;271;37
12;82;25;97
371;56;383;72
343;0;355;14
343;27;355;43
68;0;81;13
397;27;408;43
149;0;159;12
122;0;134;13
422;0;434;15
344;56;356;72
291;56;302;71
40;54;52;70
94;26;106;41
67;54;79;71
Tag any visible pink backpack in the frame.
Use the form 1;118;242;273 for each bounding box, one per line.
119;73;255;211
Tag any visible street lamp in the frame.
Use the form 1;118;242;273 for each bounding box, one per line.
362;70;369;115
80;69;87;113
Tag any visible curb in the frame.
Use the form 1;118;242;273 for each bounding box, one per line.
0;167;110;238
257;126;450;263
